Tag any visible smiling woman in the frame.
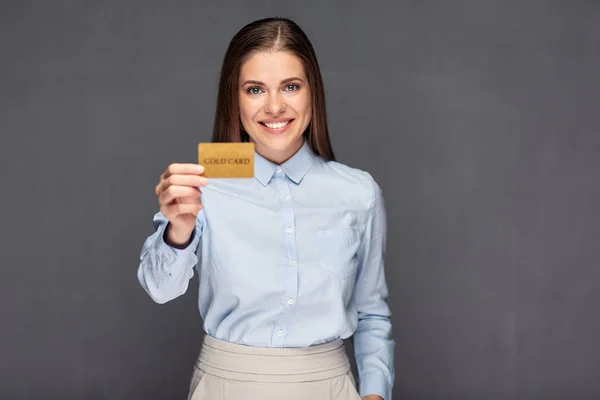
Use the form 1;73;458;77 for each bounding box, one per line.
211;17;335;164
238;52;312;164
138;17;394;400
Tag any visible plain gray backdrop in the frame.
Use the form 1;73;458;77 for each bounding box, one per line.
1;1;599;399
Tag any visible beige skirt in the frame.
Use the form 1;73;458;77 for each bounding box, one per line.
187;334;362;400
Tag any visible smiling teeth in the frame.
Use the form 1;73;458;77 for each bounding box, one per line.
264;121;289;129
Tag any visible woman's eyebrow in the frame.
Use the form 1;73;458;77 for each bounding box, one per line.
241;77;304;86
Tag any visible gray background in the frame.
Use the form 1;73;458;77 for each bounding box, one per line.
1;1;599;399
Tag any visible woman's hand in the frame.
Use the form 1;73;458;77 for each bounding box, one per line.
155;163;207;245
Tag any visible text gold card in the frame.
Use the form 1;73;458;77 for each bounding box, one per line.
198;142;255;178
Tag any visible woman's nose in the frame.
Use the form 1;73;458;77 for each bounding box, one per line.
264;92;286;115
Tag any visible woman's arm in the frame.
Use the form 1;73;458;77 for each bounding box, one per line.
136;211;203;304
353;181;395;400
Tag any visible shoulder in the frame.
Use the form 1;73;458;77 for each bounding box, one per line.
314;158;383;209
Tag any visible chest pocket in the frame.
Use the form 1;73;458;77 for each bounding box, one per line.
316;228;361;279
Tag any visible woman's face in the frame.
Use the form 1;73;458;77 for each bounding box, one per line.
238;50;311;165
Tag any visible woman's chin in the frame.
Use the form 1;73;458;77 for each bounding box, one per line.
252;135;304;158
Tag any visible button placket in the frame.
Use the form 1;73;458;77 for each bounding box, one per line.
271;172;298;346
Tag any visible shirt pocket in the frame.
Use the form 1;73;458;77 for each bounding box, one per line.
316;228;361;279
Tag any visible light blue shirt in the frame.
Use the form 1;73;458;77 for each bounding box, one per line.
137;141;395;399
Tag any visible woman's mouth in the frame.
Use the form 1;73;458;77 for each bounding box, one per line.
259;119;294;134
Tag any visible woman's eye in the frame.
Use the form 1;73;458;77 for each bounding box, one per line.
284;84;298;92
248;87;262;95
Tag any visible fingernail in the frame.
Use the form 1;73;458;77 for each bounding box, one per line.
197;165;204;172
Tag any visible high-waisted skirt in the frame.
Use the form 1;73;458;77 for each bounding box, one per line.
187;334;362;400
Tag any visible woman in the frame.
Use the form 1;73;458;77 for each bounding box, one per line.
138;17;395;400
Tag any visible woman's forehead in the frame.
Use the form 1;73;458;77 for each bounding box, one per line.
239;51;306;82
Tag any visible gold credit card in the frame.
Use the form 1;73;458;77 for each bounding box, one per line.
198;142;255;178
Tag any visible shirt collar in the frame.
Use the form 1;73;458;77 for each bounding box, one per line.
254;140;316;186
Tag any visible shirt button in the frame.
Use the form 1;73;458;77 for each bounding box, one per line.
287;299;294;305
283;195;290;200
289;260;296;266
286;227;293;234
275;167;282;174
277;330;284;337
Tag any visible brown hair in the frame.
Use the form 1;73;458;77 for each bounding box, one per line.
211;17;335;162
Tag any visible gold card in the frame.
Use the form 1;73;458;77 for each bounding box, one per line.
198;142;255;178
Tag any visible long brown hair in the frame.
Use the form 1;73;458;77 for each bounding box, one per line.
211;17;335;162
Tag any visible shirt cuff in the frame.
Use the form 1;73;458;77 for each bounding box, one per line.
360;372;392;400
